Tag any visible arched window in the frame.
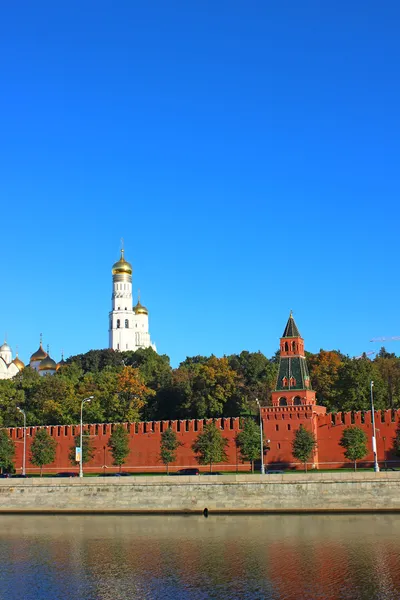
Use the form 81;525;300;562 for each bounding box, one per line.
282;377;288;387
292;341;296;352
279;398;287;406
117;319;120;329
284;342;289;352
290;377;296;387
125;319;129;328
293;396;302;406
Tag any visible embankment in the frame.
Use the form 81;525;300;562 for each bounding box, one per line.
0;472;399;513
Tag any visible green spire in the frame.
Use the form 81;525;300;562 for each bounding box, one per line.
282;311;301;338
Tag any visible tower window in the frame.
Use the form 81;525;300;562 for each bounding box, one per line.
290;377;296;386
292;341;296;351
117;343;120;350
279;398;288;406
282;377;288;387
284;342;289;352
125;319;129;328
117;319;120;329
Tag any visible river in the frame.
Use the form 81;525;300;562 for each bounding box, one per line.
0;514;399;599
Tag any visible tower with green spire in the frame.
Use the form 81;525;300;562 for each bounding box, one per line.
271;312;317;407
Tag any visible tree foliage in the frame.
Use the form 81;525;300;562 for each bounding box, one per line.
159;427;181;473
0;430;15;473
292;425;316;472
339;426;368;471
1;346;400;428
30;428;57;476
236;418;261;472
192;422;228;472
108;425;130;471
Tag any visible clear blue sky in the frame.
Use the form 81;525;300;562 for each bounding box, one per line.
1;1;400;367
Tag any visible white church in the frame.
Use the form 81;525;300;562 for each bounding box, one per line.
0;248;156;380
109;248;156;352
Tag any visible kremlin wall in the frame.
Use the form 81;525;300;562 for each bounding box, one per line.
5;312;400;474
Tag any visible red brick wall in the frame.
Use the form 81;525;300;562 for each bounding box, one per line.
7;409;400;474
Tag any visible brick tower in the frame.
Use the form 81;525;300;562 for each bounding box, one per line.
271;311;320;408
261;312;326;469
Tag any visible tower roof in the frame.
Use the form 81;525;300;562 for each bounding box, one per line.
282;311;301;338
112;249;133;276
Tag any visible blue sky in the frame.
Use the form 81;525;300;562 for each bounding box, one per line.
1;1;400;367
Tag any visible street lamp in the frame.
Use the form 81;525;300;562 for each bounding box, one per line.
16;407;26;476
370;381;380;472
255;398;265;475
79;396;93;478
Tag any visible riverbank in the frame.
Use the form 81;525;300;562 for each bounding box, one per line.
0;471;399;513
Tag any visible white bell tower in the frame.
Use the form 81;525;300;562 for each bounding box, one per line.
109;247;156;352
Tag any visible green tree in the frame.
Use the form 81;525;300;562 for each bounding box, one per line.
108;425;130;472
0;430;15;474
69;433;95;466
30;429;57;476
339;426;368;471
292;425;316;472
393;427;400;457
159;427;181;474
192;422;229;473
236;418;261;472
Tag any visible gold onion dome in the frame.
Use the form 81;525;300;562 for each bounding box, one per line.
38;355;57;371
112;250;132;275
56;355;66;371
134;300;148;315
12;356;25;370
30;343;47;362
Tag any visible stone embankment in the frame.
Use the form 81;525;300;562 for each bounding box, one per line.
0;472;399;513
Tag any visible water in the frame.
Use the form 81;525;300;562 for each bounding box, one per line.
0;514;399;600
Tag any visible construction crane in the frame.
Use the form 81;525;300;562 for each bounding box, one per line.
370;336;400;342
355;351;375;359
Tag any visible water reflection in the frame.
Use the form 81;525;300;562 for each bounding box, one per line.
0;515;399;599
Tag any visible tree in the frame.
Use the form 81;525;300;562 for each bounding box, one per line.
393;427;400;457
30;429;57;476
307;350;344;411
236;418;261;472
69;433;95;466
292;425;316;472
0;430;15;474
192;422;229;473
159;427;181;474
108;425;130;472
340;426;368;471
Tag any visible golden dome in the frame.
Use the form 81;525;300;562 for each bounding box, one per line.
38;355;57;372
134;300;148;315
112;250;133;276
56;355;66;371
30;343;47;363
12;356;25;371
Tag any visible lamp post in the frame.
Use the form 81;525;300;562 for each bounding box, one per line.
255;398;265;475
79;396;93;478
16;407;26;476
370;381;380;472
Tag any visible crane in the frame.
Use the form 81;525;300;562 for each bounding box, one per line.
370;336;400;342
355;351;375;359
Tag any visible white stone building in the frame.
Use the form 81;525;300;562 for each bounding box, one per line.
0;337;64;380
109;249;156;352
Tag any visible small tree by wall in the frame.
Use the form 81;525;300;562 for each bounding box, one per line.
340;426;368;471
292;425;316;472
392;427;400;459
236;418;261;473
30;429;57;476
69;433;95;466
108;425;130;472
192;422;228;473
160;427;181;474
0;430;15;474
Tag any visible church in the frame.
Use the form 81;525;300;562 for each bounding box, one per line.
0;248;156;380
109;248;156;352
